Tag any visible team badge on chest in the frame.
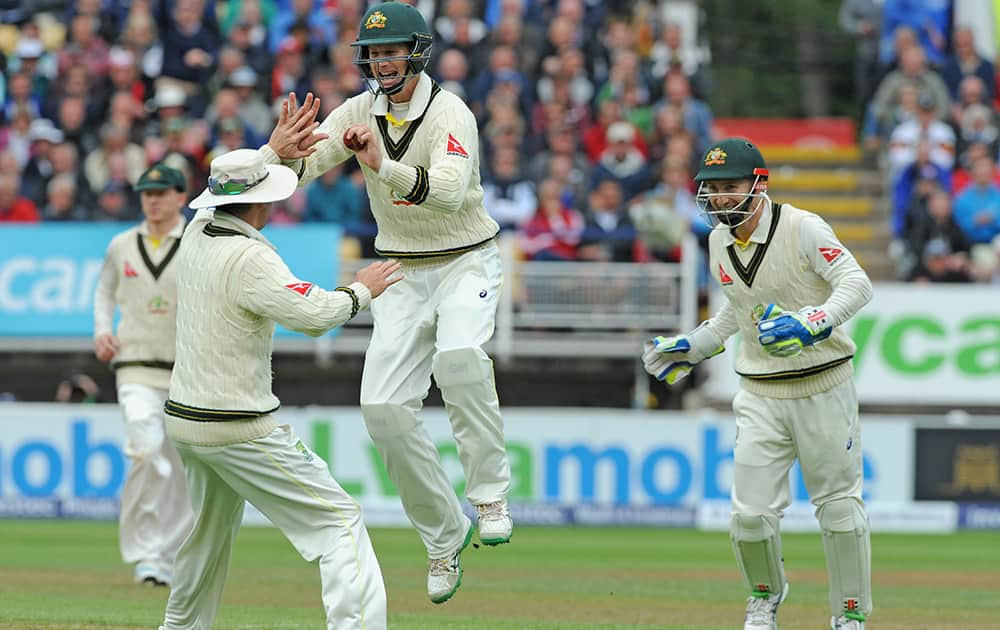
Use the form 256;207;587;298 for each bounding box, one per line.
148;296;170;314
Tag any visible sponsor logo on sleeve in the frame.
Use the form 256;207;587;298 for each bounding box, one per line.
819;247;843;264
718;264;733;286
446;133;469;158
285;281;314;297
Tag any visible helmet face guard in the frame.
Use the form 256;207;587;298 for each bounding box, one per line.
695;170;769;229
352;34;433;96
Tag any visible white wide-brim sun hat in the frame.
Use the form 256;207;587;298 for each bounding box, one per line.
189;148;299;209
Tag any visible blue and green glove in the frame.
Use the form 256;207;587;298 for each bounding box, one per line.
756;303;833;358
642;334;725;384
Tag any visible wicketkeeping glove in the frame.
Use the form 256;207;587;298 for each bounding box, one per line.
642;335;724;384
756;303;833;358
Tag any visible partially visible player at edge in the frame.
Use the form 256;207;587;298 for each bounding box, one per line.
261;0;512;605
93;162;194;587
642;138;873;630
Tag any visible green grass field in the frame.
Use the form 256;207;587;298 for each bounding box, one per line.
0;520;998;629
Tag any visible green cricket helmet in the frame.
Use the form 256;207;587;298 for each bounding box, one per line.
351;2;433;97
693;138;770;228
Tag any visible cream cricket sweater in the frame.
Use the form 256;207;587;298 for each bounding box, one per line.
696;202;873;399
260;73;499;257
93;218;186;390
164;209;371;446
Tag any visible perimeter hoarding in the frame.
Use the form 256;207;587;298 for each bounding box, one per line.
0;223;341;338
0;404;926;529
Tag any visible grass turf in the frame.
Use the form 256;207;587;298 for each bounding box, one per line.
0;520;998;629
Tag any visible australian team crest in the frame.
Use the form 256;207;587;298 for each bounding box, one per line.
704;147;727;166
365;10;387;29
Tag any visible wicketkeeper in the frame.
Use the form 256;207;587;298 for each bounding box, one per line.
642;138;874;630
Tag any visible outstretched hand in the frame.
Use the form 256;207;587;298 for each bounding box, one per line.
355;259;403;299
266;92;329;160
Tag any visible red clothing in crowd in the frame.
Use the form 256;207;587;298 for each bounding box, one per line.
519;205;586;260
0;198;40;222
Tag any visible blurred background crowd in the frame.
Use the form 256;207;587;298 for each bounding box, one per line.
1;0;1000;287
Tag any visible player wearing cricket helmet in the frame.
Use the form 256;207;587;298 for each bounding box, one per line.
351;1;433;96
262;0;513;607
644;138;874;630
695;137;771;228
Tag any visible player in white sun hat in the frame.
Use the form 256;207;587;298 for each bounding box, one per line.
159;148;399;630
643;138;874;630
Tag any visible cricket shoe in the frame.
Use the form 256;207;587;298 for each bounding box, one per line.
134;562;170;587
743;581;789;630
427;524;474;604
831;614;865;629
476;500;512;545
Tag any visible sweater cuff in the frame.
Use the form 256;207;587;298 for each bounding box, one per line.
348;281;372;310
378;159;429;204
258;144;303;177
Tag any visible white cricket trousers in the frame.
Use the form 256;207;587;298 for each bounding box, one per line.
731;378;864;514
160;424;386;630
360;243;511;559
117;383;193;569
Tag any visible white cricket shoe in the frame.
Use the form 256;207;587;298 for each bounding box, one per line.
743;581;789;630
427;525;474;604
831;615;865;629
476;500;512;545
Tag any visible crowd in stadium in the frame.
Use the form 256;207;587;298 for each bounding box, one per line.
3;0;1000;285
847;0;1000;284
0;0;708;266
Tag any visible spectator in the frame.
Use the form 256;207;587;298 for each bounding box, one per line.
0;173;40;222
942;25;995;100
870;45;950;139
518;178;585;260
269;0;335;56
55;96;99;156
952;142;1000;194
226;66;273;140
649;21;712;100
93;180;137;222
434;48;471;102
658;73;713;155
40;173;89;221
879;0;948;67
57;13;110;79
0;105;33;169
158;0;221;113
4;71;41;123
227;19;272;79
953;156;1000;245
12;38;51;105
105;46;147;111
270;36;310;102
482;146;536;231
528;123;590;191
887;91;955;176
20;118;64;207
891;140;951;240
591;121;653;201
304;164;365;226
906;189;972;282
578;179;638;262
119;5;164;81
83;123;146;194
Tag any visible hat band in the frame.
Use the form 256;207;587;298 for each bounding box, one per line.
208;171;269;196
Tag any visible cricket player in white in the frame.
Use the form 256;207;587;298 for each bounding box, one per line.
159;149;399;630
93;162;194;587
642;138;873;630
261;1;512;605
